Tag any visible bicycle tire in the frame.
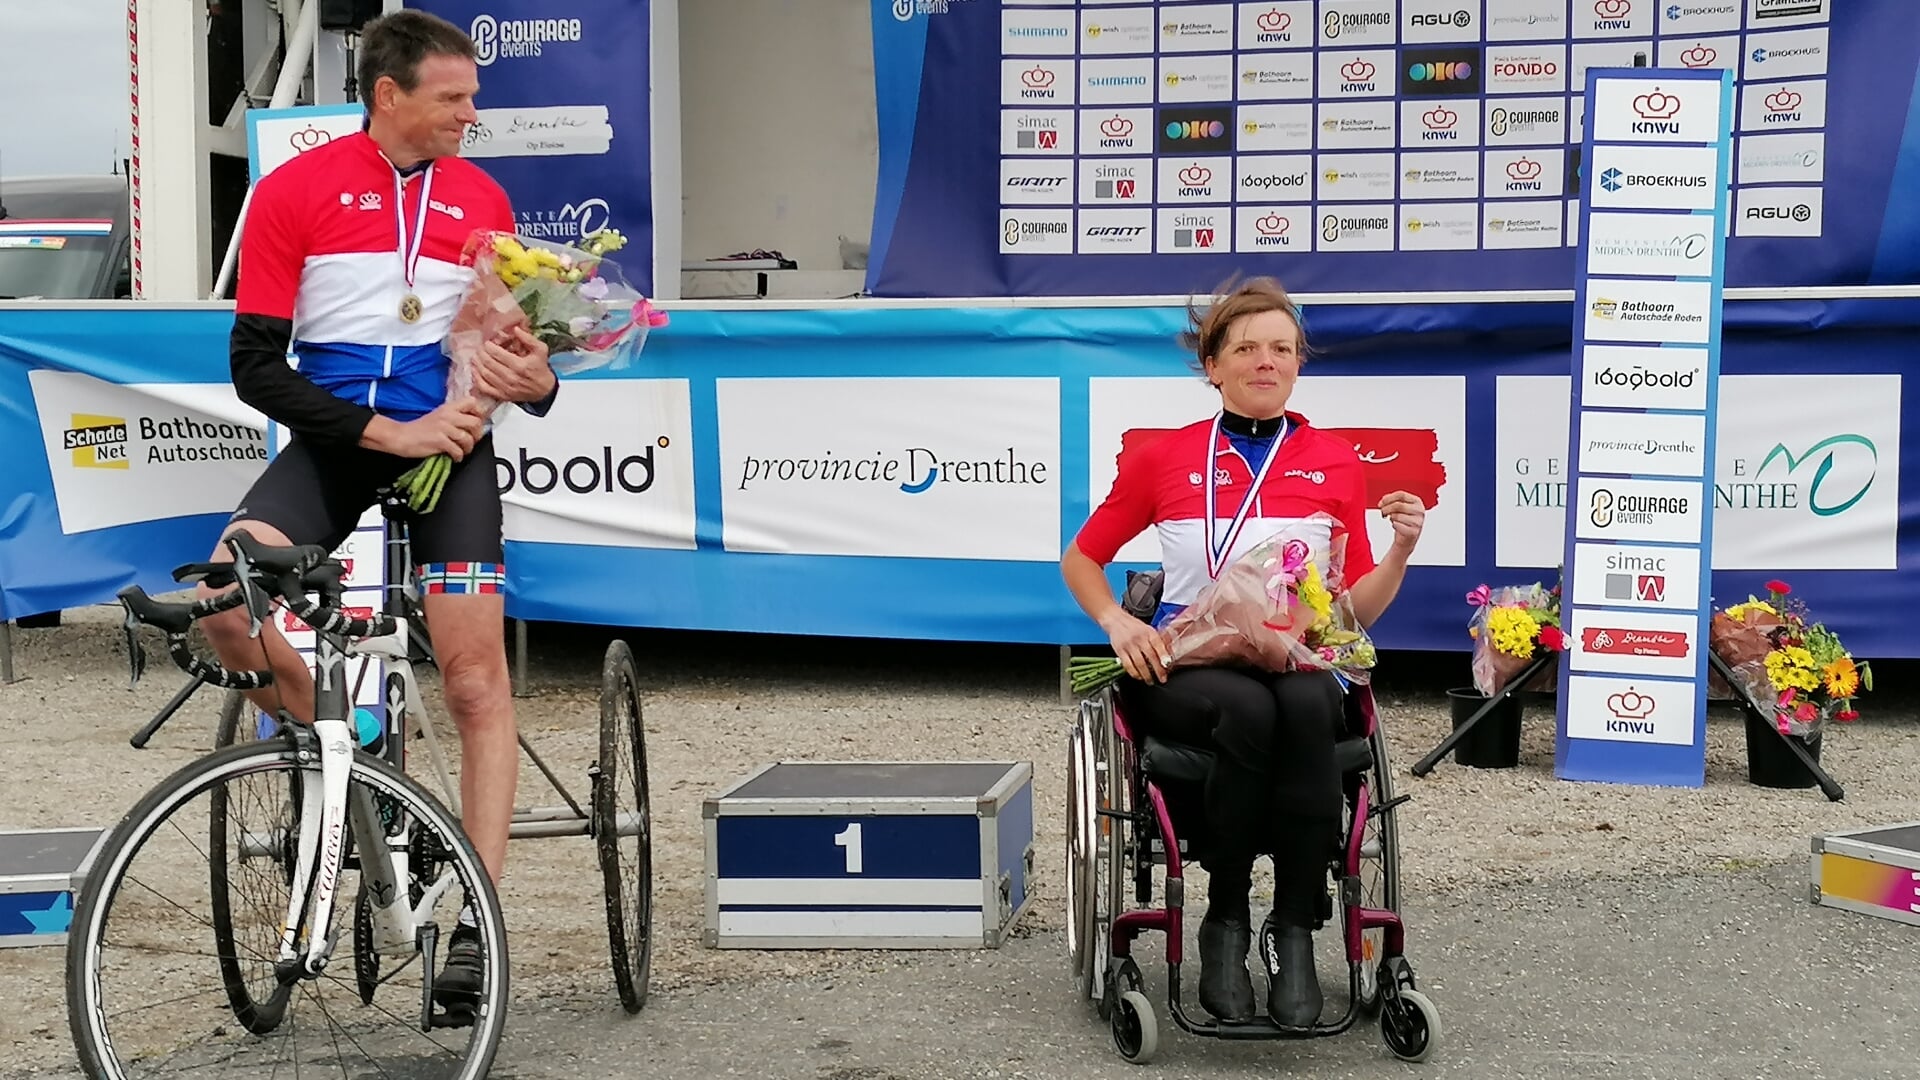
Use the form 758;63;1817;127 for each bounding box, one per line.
594;638;653;1014
206;688;292;1032
66;736;509;1080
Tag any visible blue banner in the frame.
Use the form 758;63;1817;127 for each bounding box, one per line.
407;0;655;297
0;299;1912;659
865;0;1920;298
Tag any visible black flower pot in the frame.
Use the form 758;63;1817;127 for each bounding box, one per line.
1744;709;1822;789
1445;687;1523;769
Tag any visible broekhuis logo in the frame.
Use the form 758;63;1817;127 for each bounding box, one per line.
736;448;1049;495
499;437;671;494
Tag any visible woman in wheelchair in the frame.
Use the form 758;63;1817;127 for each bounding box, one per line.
1060;276;1426;1028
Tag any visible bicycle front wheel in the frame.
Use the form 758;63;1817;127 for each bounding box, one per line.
66;736;509;1080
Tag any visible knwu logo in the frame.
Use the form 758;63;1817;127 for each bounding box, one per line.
1630;88;1682;134
469;15;584;66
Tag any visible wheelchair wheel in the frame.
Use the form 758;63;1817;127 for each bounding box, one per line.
596;639;654;1015
1066;701;1101;1004
1110;989;1159;1064
1354;721;1403;1014
1382;988;1440;1062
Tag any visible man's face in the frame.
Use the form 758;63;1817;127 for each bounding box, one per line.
385;53;480;160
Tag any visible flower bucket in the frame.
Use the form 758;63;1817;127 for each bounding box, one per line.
1744;710;1822;789
1445;687;1523;769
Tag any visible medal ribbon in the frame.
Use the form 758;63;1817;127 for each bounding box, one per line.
1203;411;1287;580
394;164;435;292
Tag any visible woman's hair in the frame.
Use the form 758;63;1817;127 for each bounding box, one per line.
1176;274;1307;378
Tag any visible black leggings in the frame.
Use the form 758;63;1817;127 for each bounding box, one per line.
1121;666;1345;926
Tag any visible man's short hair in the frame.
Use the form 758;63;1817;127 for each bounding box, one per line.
355;11;476;104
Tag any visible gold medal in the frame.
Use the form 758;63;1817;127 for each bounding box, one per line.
399;293;422;323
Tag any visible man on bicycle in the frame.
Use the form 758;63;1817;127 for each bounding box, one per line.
199;10;553;1011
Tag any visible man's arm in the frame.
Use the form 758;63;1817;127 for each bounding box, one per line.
229;314;383;446
487;182;561;419
229;170;390;448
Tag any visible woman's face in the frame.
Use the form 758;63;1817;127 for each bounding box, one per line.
1205;308;1302;419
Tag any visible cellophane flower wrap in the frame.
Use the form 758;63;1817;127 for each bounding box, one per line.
1465;582;1564;697
1069;514;1378;696
394;227;670;512
1710;579;1872;738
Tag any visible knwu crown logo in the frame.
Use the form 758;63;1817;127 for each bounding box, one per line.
1631;88;1682;134
1680;44;1717;67
1604;686;1657;736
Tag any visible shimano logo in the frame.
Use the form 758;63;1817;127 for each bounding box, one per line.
469;15;584;66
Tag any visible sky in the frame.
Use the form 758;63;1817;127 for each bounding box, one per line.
0;0;129;178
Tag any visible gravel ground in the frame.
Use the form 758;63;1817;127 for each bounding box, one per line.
2;605;1916;1077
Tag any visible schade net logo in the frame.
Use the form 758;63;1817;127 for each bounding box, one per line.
498;437;670;495
63;412;266;468
64;414;129;470
1588;487;1690;528
468;15;583;66
737;447;1049;495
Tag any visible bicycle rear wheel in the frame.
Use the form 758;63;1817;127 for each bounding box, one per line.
594;638;653;1014
66;736;509;1079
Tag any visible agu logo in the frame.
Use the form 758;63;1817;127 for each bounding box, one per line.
64;414;129;470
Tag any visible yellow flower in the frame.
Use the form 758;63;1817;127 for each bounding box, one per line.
1297;561;1333;628
1724;600;1777;621
1764;646;1820;693
1485;606;1540;659
1823;656;1859;698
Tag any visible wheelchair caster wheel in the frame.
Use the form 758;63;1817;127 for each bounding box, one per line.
1110;989;1159;1064
1381;988;1440;1063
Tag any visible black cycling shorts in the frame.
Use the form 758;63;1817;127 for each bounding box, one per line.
227;433;506;596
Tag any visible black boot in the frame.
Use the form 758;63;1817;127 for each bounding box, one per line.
1264;822;1333;1029
1263;920;1322;1028
1196;861;1256;1022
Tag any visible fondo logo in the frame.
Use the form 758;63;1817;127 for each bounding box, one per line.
499;437;670;495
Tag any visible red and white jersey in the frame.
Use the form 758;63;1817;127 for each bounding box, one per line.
234;131;515;419
1075;411;1378;613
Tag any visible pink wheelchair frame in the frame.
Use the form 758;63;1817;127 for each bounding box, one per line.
1066;679;1441;1064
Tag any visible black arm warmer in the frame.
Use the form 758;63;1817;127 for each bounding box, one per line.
229;314;378;447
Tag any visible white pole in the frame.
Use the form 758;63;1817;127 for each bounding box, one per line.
210;1;317;300
131;0;213;300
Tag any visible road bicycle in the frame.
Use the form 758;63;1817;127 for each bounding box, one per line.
65;529;510;1079
204;493;654;1016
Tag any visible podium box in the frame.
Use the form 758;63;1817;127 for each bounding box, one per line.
703;761;1034;949
1811;823;1920;928
0;826;108;948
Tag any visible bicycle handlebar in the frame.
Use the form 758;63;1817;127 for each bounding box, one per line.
116;529;400;694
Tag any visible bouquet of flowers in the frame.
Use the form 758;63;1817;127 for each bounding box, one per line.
1710;579;1871;738
1465;580;1565;697
1069;513;1378;696
395;227;670;512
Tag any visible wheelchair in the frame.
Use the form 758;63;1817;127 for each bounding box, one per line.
1065;679;1440;1064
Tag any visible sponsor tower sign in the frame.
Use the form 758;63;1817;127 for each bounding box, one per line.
1556;64;1734;787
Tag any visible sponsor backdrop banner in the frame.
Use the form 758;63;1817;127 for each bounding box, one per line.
864;0;1920;298
1555;64;1734;788
0;301;1911;657
406;0;654;297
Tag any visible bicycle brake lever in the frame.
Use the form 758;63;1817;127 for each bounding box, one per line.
226;542;271;639
119;603;147;689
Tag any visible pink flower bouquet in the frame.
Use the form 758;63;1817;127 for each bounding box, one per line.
1070;513;1378;695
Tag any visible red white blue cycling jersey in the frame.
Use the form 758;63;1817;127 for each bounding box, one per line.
1075;411;1378;626
234;131;515;420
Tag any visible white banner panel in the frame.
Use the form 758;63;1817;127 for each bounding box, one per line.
716;377;1061;561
